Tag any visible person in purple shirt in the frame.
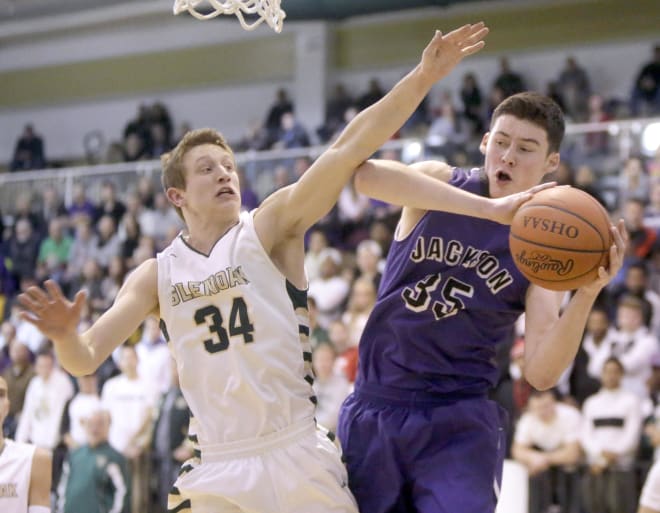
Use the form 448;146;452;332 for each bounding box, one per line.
337;92;628;513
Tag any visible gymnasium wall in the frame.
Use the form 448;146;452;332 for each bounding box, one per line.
0;0;657;163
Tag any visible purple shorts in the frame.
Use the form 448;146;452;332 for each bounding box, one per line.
337;383;508;513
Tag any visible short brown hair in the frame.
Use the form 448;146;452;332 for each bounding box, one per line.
491;92;565;154
160;128;233;219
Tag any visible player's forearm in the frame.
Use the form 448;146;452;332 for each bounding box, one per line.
355;160;494;218
52;331;99;377
524;288;599;390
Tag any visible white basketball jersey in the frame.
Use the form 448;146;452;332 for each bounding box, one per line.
157;210;316;447
0;439;35;513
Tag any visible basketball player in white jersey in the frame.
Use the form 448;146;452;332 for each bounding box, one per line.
14;24;540;512
0;376;52;513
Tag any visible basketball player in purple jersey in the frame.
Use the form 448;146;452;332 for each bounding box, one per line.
337;92;628;513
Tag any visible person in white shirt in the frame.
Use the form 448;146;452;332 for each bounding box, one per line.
15;350;74;451
0;376;52;513
581;356;642;513
589;295;659;400
62;373;102;449
135;315;172;397
583;307;618;380
512;389;583;513
308;248;350;329
101;344;155;513
312;342;351;432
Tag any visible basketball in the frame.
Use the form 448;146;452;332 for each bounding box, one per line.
509;187;612;291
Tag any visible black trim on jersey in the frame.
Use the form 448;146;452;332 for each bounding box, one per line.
170;487;181;496
193;448;201;459
178;464;194;476
168;499;192;513
159;319;171;342
326;431;336;442
310;395;318;405
304;375;314;386
286;280;308;310
178;220;239;258
303;351;312;362
188;434;198;443
299;325;310;336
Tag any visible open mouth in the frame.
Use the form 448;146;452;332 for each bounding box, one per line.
216;188;235;197
496;170;512;183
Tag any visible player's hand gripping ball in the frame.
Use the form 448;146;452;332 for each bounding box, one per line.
509;187;612;291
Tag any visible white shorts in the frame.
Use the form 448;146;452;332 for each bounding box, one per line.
168;418;358;513
640;460;660;511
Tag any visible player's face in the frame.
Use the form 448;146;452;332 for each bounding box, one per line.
176;144;241;222
480;115;560;198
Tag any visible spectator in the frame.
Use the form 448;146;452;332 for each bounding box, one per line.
308;248;350;329
557;56;591;121
583;306;618;381
57;409;131;513
619;158;650;209
581;357;641;513
150;359;191;513
319;83;354;142
237;169;259;212
66;216;99;286
644;182;660;230
135;316;171;397
623;198;657;263
36;218;73;283
264;88;294;144
10;124;45;171
512;389;583;513
585;93;612;156
273;112;310;149
1;339;35;438
639;459;660;513
354;239;383;291
631;44;660;116
307;296;330;350
61;373;102;450
138;192;182;251
40;186;68;227
574;164;608;208
312;342;351;432
357;78;384;111
493;57;526;98
67;183;96;224
101;344;156;513
95;180;126;227
92;215;121;270
6;218;40;289
459;72;484;134
305;229;329;282
610;262;660;333
118;213;142;267
590;295;659;400
342;277;377;349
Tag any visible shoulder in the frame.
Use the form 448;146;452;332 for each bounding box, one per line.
32;446;51;467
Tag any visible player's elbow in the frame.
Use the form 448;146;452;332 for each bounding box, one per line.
523;370;557;391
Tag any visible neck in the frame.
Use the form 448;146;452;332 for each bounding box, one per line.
184;215;239;255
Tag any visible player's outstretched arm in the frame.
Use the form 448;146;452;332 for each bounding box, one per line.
258;23;489;240
28;447;52;510
355;159;556;224
18;259;159;377
522;221;627;389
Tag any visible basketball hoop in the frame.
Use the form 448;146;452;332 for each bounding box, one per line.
173;0;286;33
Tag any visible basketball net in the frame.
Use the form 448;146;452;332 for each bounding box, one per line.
173;0;286;33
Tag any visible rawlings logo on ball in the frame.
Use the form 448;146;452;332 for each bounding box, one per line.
515;250;575;276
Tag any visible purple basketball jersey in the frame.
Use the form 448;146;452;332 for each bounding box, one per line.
356;167;529;396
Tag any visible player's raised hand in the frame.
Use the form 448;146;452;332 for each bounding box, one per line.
419;22;489;83
487;182;558;225
18;280;87;342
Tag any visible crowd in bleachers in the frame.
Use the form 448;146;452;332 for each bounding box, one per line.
0;44;659;513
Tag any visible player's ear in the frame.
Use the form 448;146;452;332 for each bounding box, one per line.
166;187;185;209
545;152;560;174
479;132;490;155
